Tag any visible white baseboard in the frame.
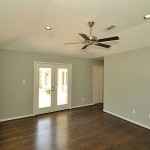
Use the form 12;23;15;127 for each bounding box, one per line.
0;114;34;122
103;109;150;130
71;103;93;109
0;104;94;122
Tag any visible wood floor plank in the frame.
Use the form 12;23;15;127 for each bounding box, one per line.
0;104;150;150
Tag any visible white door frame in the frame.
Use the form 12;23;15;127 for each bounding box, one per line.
33;61;72;116
93;66;103;105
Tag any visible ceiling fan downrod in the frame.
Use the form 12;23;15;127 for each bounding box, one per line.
87;22;97;45
87;22;94;36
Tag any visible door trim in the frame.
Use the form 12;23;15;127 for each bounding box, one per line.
33;61;72;116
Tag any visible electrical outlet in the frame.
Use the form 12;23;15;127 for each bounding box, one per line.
149;114;150;118
82;98;84;100
133;109;135;114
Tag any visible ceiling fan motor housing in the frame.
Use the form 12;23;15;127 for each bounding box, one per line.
87;36;97;45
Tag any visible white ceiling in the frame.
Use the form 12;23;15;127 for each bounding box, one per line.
0;0;150;59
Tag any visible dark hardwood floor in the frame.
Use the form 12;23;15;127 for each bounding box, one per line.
0;104;150;150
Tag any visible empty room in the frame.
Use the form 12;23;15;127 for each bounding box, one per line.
0;0;150;149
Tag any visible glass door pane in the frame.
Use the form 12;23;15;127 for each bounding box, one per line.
39;68;51;108
57;68;68;105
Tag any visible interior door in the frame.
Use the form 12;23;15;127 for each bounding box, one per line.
93;66;103;104
34;62;72;115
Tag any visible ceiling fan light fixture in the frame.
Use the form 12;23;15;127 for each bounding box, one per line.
144;15;150;19
45;26;51;30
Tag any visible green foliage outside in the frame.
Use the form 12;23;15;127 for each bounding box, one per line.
44;87;51;94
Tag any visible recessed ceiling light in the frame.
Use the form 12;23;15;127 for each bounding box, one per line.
45;26;51;30
144;15;150;19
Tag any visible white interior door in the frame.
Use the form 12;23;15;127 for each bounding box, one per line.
34;62;72;115
93;66;103;104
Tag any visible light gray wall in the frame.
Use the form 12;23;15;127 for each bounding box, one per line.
104;47;150;127
0;49;103;120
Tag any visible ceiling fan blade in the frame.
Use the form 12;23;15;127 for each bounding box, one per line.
79;33;90;40
96;43;111;48
97;36;119;42
64;42;83;44
81;45;89;50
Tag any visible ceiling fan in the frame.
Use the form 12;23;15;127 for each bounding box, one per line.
64;22;119;50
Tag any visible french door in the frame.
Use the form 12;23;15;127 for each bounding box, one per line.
34;62;72;115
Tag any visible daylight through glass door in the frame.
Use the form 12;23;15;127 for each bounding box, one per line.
38;68;51;108
57;68;68;105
